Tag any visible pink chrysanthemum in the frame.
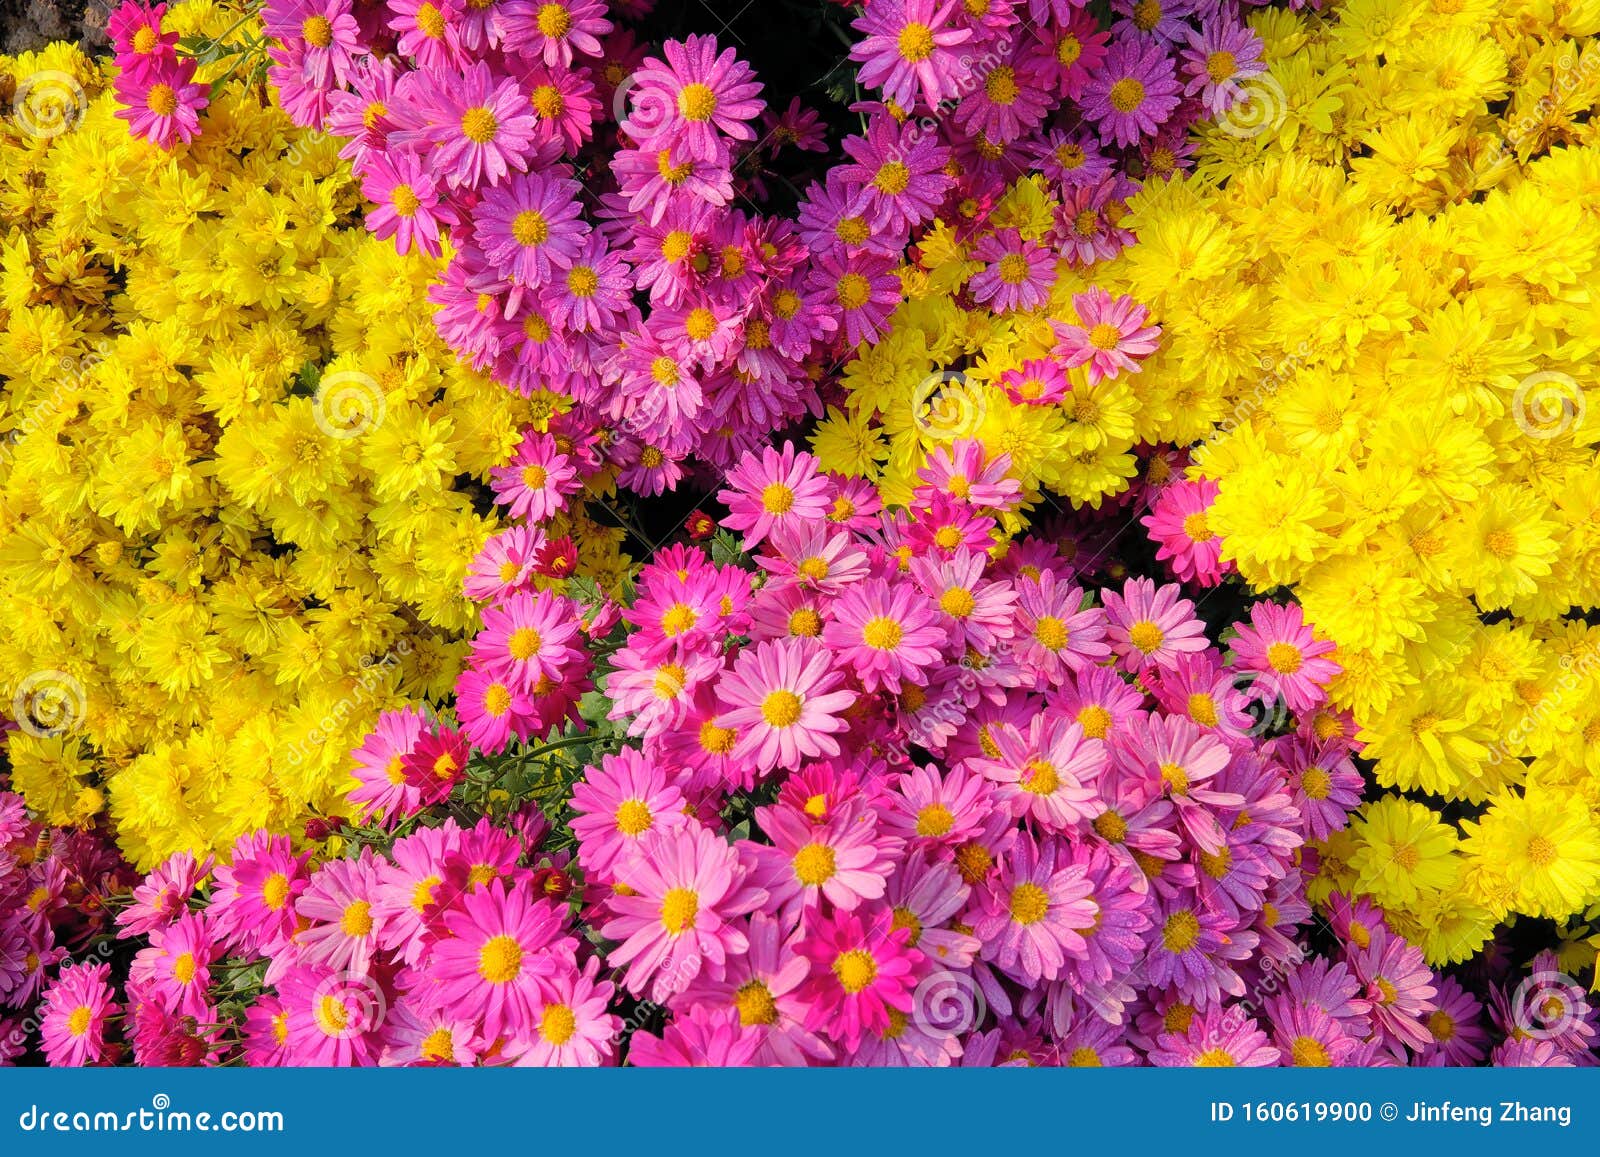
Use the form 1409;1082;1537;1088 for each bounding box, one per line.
797;907;924;1053
1102;577;1208;674
1229;601;1341;713
1053;287;1162;385
715;638;856;774
1080;35;1182;147
40;963;119;1067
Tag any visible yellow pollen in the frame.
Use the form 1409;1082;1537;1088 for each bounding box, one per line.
793;842;837;886
391;184;421;217
1069;1046;1102;1066
146;84;178;116
1188;693;1219;728
832;948;878;993
1021;759;1059;795
1160;762;1190;794
508;626;543;660
460;106;499;143
615;799;653;837
1093;810;1128;843
954;840;993;884
1009;881;1050;925
1129;621;1164;652
939;587;976;618
797;557;830;581
678;82;718;121
916;803;955;838
421;1027;456;1061
1301;767;1332;800
1194;1048;1237;1067
340;900;374;938
897;22;935;62
835;273;871;310
761;688;803;728
685;307;717;340
1484;529;1517;559
874;161;911;195
172;952;197;985
762;482;795;514
536;3;572;38
1428;1010;1456;1042
862;616;903;650
836;217;870;245
1078;705;1113;739
699;720;737;755
788;608;823;637
302;15;333;47
415;2;446;37
512;209;550;246
1205;50;1237;82
1267;642;1303;674
1527;835;1558;867
984;66;1019;105
1162;909;1201;952
735;980;779;1026
262;872;290;910
661;887;699;935
483;682;512;716
132;25;159;54
315;995;349;1035
1108;78;1145;112
652;663;687;700
1182;511;1213;542
661;603;697;635
1034;616;1069;650
539;1003;577;1045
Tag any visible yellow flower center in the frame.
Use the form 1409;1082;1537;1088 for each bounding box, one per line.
508;626;543;660
1108;78;1145;113
302;15;334;47
832;948;878;993
341;900;374;937
1205;50;1237;82
415;2;446;38
788;608;823;637
1267;642;1303;674
1034;616;1069;650
1301;767;1332;800
1162;908;1201;952
392;184;421;218
421;1027;455;1062
984;66;1018;105
835;272;871;310
262;872;290;910
735;980;779;1026
146;84;178;117
1093;810;1128;842
1527;835;1558;867
1129;621;1164;653
874;161;911;195
677;82;718;121
897;22;935;62
536;3;571;38
132;25;159;54
512;209;550;246
1021;759;1059;795
661;887;699;935
615;798;653;836
1188;693;1219;728
761;688;802;728
1009;881;1050;925
862;616;903;650
915;803;955;837
699;720;738;754
762;482;795;514
793;842;837;886
540;1003;577;1045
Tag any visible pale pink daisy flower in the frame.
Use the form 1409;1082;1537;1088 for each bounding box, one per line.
115;851;211;939
972;833;1098;985
604;824;766;1002
749;799;902;917
823;577;948;693
884;762;996;850
680;910;831;1066
1012;568;1111;681
1101;577;1208;673
569;748;690;881
293;849;386;975
715;638;856;773
909;550;1017;652
508;957;619;1067
718;443;831;550
1053;286;1161;385
1229;601;1341;713
975;714;1106;831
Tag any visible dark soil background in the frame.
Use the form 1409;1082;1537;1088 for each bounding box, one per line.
1;0;109;54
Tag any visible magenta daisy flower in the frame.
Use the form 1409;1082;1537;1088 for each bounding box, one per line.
427;880;574;1041
885;763;995;850
975;713;1106;831
502;0;611;67
294;849;386;975
680;910;830;1065
348;706;428;827
1229;600;1341;713
1140;477;1227;586
715;637;856;773
968;228;1054;314
507;957;619;1067
569;747;689;881
603;823;765;1002
455;667;532;755
953;50;1052;143
1349;930;1438;1052
360;148;458;261
1179;18;1266;113
378;997;482;1067
108;1;176;80
849;0;974;112
476;170;590;288
277;963;386;1066
115;57;207;147
1145;897;1256;1005
1114;713;1239;854
262;0;362;89
394;61;539;189
208;832;309;955
837;116;952;236
797;907;924;1053
1080;35;1182;147
116;850;210;939
629;33;764;158
824;577;948;694
127;911;218;1021
750;799;901;917
809;246;901;347
1053;286;1162;385
1269;1000;1365;1067
972;833;1098;985
39;962;119;1067
1150;1005;1281;1067
471;588;585;694
1102;577;1208;674
718;442;831;549
386;0;468;72
628;1004;763;1066
1013;568;1111;680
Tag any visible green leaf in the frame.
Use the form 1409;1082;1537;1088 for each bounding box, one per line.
710;530;745;567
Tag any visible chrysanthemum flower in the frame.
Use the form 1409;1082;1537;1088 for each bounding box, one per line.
628;1004;763;1066
976;714;1105;831
294;849;386;975
750;799;901;917
849;0;975;111
1102;577;1208;674
1053;287;1162;385
604;824;765;1002
1150;1006;1280;1066
128;911;218;1020
1012;568;1111;680
502;0;611;67
570;748;689;881
797;907;924;1052
508;958;619;1067
629;33;764;159
824;577;947;693
972;833;1098;984
715;638;856;774
1079;34;1181;147
208;833;310;955
477;170;590;288
1229;600;1340;713
114;56;208;147
718;443;831;549
427;881;573;1041
39;963;119;1067
969;229;1055;314
393;61;539;189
